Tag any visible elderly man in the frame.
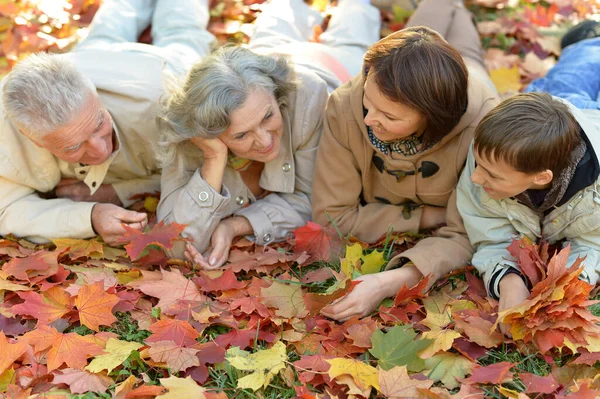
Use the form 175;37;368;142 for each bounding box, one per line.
0;0;215;244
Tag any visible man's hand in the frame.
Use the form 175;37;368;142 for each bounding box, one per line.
498;273;530;336
56;179;122;205
91;203;147;245
419;205;446;230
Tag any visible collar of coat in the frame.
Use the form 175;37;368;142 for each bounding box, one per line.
347;71;494;157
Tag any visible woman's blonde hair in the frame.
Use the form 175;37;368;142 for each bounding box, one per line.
155;46;297;168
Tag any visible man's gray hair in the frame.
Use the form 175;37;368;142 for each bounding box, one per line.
3;52;97;139
156;45;297;168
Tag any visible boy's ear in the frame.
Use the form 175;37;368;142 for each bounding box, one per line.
533;169;553;186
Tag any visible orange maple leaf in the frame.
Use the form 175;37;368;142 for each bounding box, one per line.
147;319;200;347
24;325;105;371
74;281;120;331
0;331;28;374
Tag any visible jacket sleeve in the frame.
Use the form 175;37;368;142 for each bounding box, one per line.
456;149;521;299
234;79;329;246
389;189;474;286
565;225;600;286
156;160;233;256
112;174;161;208
0;176;97;243
312;92;423;243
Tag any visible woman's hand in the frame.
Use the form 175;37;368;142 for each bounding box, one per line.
320;273;387;321
320;265;423;322
190;136;228;193
190;136;229;160
184;216;253;270
498;273;530;337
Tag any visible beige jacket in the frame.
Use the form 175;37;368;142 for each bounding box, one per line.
0;48;170;243
157;66;329;254
458;102;600;299
312;71;499;281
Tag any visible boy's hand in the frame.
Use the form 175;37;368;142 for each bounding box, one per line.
498;273;530;337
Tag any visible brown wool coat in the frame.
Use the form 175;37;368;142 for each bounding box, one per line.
312;72;500;282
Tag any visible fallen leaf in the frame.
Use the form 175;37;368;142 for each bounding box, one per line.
326;357;380;392
74;281;120;331
156;375;206;399
85;338;143;373
423;353;474;390
378;365;433;398
226;341;287;391
260;280;307;318
369;325;432;372
51;368;112;394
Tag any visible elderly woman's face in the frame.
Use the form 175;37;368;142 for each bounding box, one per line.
219;88;283;162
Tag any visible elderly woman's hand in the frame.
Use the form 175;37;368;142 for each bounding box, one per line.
190;136;229;160
184;216;253;270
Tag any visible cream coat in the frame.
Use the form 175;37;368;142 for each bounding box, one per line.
457;101;600;299
157;66;329;254
0;49;170;242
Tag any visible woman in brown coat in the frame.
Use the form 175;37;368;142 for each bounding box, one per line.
314;0;500;321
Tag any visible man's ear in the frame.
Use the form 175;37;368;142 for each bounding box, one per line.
534;169;553;186
19;129;44;148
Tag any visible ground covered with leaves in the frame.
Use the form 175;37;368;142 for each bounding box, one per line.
1;0;600;398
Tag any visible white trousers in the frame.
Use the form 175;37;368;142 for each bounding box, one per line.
248;0;381;83
74;0;215;77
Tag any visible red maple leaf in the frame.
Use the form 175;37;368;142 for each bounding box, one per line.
147;319;200;347
117;221;187;260
465;362;514;385
12;286;72;324
2;250;59;282
193;269;248;292
292;221;343;263
520;373;561;394
507;238;546;286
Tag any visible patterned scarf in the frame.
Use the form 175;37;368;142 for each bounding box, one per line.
366;124;429;156
227;152;253;171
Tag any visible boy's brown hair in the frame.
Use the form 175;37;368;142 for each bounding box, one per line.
474;92;582;176
363;26;468;146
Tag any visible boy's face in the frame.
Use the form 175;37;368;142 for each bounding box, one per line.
471;151;552;200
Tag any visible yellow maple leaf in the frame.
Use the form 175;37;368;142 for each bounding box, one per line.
419;329;461;359
156;376;206;399
361;250;386;275
420;293;453;330
341;243;363;277
326;358;380;392
0;367;15;392
85;338;142;374
489;66;522;95
226;341;287;391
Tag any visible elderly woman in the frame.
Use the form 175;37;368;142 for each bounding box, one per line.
314;0;501;321
156;0;379;267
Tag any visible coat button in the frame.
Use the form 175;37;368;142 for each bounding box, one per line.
282;163;291;172
198;192;209;202
263;233;272;242
236;196;245;206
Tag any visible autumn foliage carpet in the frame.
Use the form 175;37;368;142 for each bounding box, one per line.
1;1;600;398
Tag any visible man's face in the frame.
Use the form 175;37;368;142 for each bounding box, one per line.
471;150;552;200
29;94;115;165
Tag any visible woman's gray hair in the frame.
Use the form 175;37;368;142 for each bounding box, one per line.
156;45;297;168
2;52;97;139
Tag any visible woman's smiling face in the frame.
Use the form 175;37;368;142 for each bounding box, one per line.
362;73;426;142
219;88;284;162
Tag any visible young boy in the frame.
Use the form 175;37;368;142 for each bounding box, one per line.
456;92;600;332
